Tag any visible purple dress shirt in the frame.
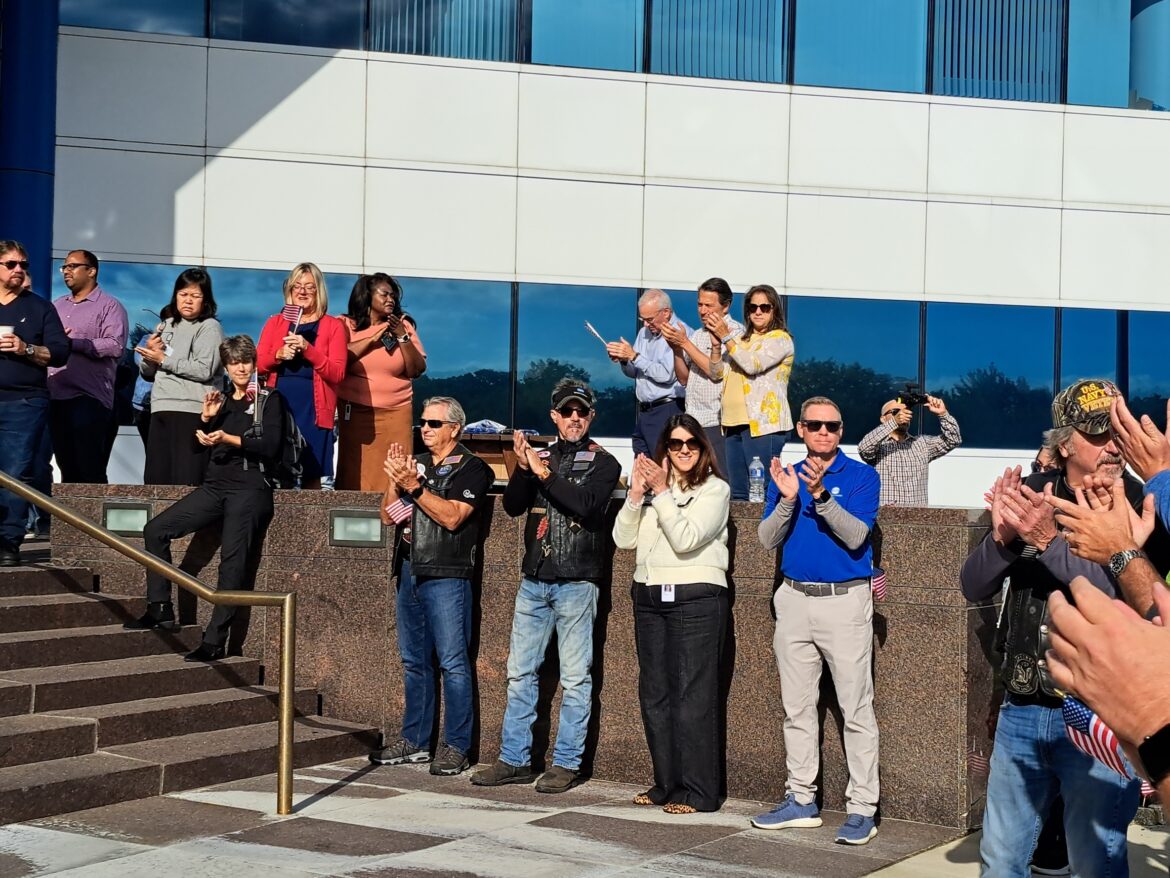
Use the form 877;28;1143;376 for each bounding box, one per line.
47;285;129;409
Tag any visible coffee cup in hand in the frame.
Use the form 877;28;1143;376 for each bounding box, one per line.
0;325;14;337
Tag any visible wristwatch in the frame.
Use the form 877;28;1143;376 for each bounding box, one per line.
1139;724;1170;787
408;484;424;499
23;344;37;358
813;489;830;504
1108;548;1145;576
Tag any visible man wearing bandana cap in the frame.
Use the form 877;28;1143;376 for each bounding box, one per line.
472;377;620;793
960;379;1170;877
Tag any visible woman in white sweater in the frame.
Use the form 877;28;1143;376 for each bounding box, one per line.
613;412;731;814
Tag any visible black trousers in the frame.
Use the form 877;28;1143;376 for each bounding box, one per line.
144;481;274;648
632;398;684;456
144;411;209;486
632;581;728;811
49;395;113;483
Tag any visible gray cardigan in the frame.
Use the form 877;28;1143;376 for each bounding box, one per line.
139;317;224;414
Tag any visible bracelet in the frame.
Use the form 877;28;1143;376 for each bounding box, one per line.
721;334;733;346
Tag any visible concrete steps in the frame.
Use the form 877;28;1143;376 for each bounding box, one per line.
0;562;379;825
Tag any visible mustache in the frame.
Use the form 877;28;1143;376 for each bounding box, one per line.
1100;454;1123;466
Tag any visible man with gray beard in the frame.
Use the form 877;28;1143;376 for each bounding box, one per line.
960;379;1170;878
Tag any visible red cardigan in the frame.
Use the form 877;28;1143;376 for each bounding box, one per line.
256;313;348;430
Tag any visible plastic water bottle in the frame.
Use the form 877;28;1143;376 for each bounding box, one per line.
748;456;766;503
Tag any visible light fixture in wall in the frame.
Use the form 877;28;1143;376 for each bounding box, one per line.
102;502;152;537
329;509;385;548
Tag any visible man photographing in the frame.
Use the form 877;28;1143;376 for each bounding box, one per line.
858;389;960;506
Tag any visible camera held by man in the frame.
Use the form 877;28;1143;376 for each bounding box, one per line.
857;387;962;506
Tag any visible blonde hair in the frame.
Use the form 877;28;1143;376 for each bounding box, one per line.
283;262;328;317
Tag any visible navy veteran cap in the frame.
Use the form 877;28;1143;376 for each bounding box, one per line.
1052;379;1121;435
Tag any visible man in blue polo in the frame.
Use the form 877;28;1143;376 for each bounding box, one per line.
752;395;881;845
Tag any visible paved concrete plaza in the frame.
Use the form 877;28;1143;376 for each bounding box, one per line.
0;755;1164;876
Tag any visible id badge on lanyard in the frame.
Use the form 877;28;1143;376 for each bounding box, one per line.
661;584;675;603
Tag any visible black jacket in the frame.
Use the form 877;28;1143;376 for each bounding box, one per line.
402;444;493;580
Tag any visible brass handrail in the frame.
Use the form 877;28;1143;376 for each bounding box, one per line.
0;470;296;815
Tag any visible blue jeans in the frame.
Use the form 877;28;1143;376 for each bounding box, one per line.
724;426;791;501
499;578;598;771
980;699;1139;878
395;560;474;754
0;397;49;548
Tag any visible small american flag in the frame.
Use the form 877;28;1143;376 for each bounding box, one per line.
1063;695;1129;777
871;567;887;601
245;372;259;402
281;304;304;331
966;741;990;777
385;496;414;525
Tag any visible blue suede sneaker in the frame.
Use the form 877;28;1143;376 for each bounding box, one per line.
835;814;877;845
750;794;822;830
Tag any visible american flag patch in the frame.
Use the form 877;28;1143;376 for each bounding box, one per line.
385;496;414;524
1063;695;1129;777
281;304;304;328
871;567;887;601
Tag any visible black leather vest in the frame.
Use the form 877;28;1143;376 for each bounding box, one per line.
403;444;488;580
521;441;615;582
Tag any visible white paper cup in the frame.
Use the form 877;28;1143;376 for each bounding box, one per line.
0;325;14;337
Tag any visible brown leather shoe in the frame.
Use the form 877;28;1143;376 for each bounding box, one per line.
535;765;579;793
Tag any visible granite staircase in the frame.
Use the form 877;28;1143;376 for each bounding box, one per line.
0;556;380;824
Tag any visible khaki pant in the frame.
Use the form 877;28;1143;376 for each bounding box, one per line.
772;582;879;816
335;401;412;492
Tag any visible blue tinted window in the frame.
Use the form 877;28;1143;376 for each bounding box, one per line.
1060;308;1118;389
404;277;512;425
1129;311;1170;425
61;0;207;36
926;303;1055;449
1067;0;1130;109
211;0;365;50
517;284;636;437
371;0;517;61
1131;0;1170;111
648;0;789;83
785;296;919;444
526;0;643;71
794;0;927;93
932;0;1066;103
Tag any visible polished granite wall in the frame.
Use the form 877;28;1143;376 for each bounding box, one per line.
51;485;997;829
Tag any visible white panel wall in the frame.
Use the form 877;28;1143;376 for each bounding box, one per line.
1060;210;1170;308
1064;112;1170;208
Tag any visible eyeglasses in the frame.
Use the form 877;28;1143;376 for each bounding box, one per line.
291;283;318;293
747;302;774;313
639;307;668;325
556;405;591;418
801;420;842;433
419;419;455;429
59;262;92;272
666;437;702;452
1031;460;1058;473
3;260;30;271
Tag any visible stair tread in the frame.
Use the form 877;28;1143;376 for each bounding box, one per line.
0;623;171;643
0;653;258;685
44;685;313;720
0;593;136;609
0;750;156;788
0;713;95;734
106;717;375;764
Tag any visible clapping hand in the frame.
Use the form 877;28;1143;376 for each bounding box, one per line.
1001;481;1057;551
627;459;647;506
194;429;226;447
798;457;827;497
512;431;532;471
1046;475;1155;563
606;338;635;363
658;320;687;348
988;466;1023;546
770;457;799;501
702;311;730;340
201;389;224;422
1111;398;1170;482
635;453;669;496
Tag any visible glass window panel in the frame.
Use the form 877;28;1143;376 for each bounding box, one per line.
666;287;744;333
784;296;919;445
648;0;789;83
794;0;927;93
932;0;1065;103
1129;311;1170;426
926;303;1055;449
211;0;366;50
525;0;643;71
516;284;636;438
60;0;207;36
371;0;517;62
404;277;512;425
1066;0;1130;109
1060;308;1118;389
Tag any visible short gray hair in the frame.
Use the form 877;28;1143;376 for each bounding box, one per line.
799;396;842;420
422;396;466;431
638;288;671;312
1042;426;1074;464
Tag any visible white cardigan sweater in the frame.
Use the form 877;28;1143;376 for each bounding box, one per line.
612;476;731;587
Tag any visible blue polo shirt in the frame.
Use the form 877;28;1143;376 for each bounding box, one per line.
763;452;880;582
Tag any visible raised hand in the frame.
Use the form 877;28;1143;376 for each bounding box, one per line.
201;389;224;421
512;431;530;471
798;457;826;497
702;311;730;340
606;338;635;363
658;320;686;348
770;457;799;501
989;466;1023;546
1047;476;1151;563
1001;481;1057;551
1110;397;1170;482
926;395;948;416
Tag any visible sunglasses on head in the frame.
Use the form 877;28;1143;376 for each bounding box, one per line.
801;419;842;433
419;418;454;429
747;302;774;313
2;260;29;271
556;405;591;418
666;437;702;452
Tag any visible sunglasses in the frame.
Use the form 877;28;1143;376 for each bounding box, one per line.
59;262;92;272
882;409;902;418
801;420;842;433
666;437;702;452
2;260;30;271
747;302;774;313
556;405;591;418
419;419;455;429
1030;460;1058;474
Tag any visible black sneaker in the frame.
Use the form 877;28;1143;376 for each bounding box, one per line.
184;642;226;662
369;738;431;766
430;743;469;776
123;602;178;631
470;759;535;786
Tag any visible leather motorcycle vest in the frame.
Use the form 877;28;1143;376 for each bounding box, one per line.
403;444;487;580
